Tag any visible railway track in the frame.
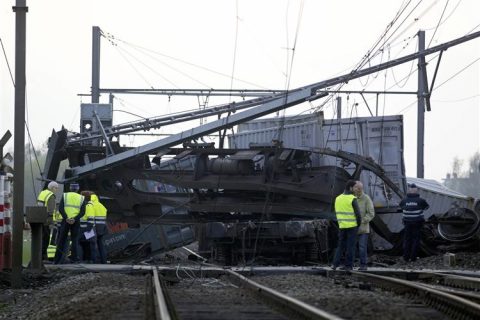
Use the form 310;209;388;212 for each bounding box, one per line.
338;269;480;300
346;271;480;320
40;263;480;319
147;266;343;320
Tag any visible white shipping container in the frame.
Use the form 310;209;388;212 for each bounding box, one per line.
229;113;407;208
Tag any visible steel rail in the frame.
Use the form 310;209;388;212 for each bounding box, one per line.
432;273;480;291
224;269;344;320
417;283;480;304
350;271;480;320
152;267;173;320
353;269;480;291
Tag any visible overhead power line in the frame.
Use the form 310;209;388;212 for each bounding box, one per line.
428;0;450;48
0;37;15;86
102;31;269;89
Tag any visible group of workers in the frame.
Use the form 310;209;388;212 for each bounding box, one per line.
36;181;109;264
333;180;429;270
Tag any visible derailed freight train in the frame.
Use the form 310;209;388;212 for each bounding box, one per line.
40;31;480;264
188;112;480;264
43;107;479;265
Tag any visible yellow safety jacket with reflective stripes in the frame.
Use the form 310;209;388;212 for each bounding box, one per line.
37;189;54;206
334;194;358;229
39;190;59;259
90;194;107;225
47;231;58;259
63;192;85;219
81;201;96;229
38;189;61;223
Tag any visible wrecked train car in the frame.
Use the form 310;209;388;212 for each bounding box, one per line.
197;112;479;262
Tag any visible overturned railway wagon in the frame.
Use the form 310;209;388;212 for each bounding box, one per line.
195;113;406;263
44;110;480;264
189;112;479;263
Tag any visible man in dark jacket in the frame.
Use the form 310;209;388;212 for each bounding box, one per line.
399;183;429;262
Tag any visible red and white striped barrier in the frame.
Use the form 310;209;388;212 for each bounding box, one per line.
0;174;5;270
2;173;12;270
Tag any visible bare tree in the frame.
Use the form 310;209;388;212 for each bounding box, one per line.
445;152;480;198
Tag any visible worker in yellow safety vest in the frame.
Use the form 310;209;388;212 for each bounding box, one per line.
332;180;361;271
79;191;96;263
88;194;109;263
37;181;59;260
47;203;63;259
53;183;86;264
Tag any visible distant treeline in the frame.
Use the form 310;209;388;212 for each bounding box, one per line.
444;152;480;199
9;143;67;208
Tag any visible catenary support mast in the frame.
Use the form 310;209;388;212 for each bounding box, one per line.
417;30;427;178
12;0;28;288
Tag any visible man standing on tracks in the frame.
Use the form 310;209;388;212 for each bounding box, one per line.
353;181;375;271
37;181;59;260
54;183;86;264
399;183;429;262
332;180;362;271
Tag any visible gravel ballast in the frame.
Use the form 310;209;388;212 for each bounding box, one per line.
0;272;146;320
252;273;448;320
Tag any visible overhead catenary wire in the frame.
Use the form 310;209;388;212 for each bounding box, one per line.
26;92;38;199
315;0;424;112
356;0;439;92
1;38;41;197
396;54;480;114
390;41;418;88
115;45;179;88
116;40;212;89
0;37;15;86
433;94;480;103
424;0;462;32
250;0;305;265
113;95;155;118
229;0;240;99
385;0;438;47
103;31;269;89
114;45;157;89
432;55;480;90
278;5;474;122
357;0;465;98
427;0;450;48
219;0;241;150
113;109;149;120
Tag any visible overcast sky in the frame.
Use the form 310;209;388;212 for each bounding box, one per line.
0;0;479;181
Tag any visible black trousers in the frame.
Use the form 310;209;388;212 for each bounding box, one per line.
403;222;423;262
54;220;80;264
41;225;51;258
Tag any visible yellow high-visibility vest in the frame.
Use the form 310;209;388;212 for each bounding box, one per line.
38;189;62;222
37;189;54;206
91;194;107;225
52;209;62;223
334;194;358;229
82;200;96;228
63;192;85;219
